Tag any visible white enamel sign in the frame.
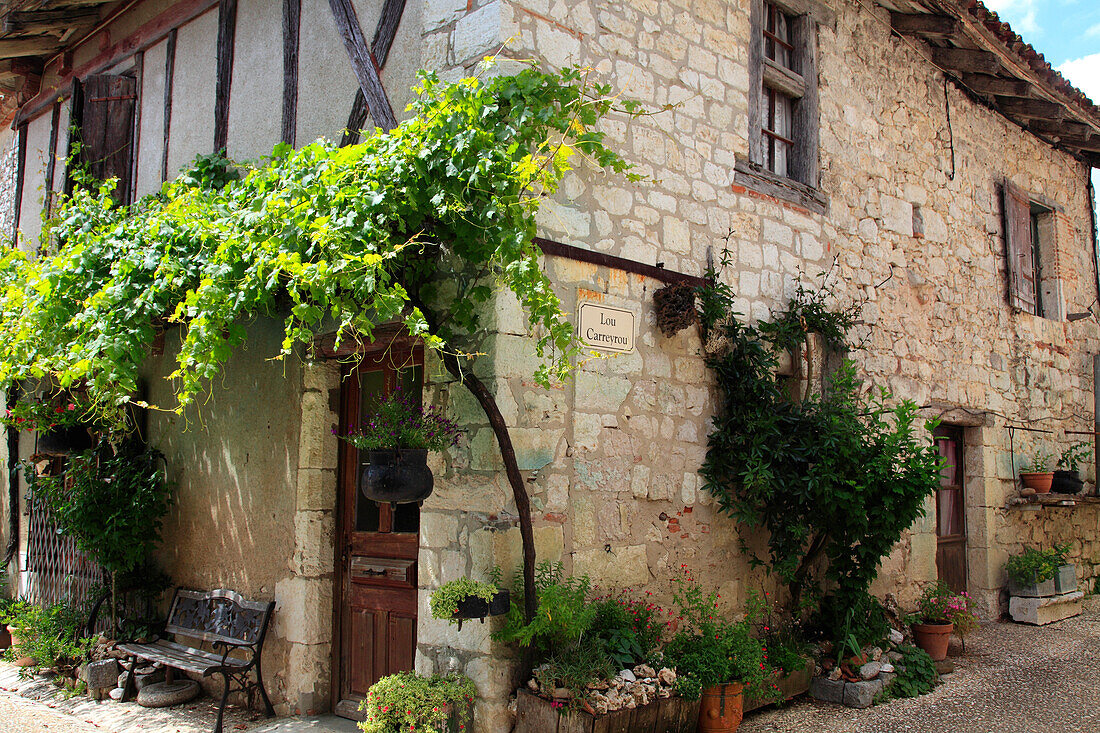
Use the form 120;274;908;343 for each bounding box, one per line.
578;303;635;353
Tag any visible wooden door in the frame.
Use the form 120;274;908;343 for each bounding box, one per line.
934;427;967;594
334;349;423;719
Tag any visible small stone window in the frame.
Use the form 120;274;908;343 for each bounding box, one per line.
735;0;830;214
1002;180;1062;320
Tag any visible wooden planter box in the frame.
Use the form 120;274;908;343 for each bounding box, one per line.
743;660;813;713
515;689;700;733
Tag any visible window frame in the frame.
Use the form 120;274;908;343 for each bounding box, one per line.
737;0;830;214
1002;179;1063;320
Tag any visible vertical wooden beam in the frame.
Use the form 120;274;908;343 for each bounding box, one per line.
747;0;764;166
214;0;238;152
129;50;143;203
161;28;176;183
63;78;83;197
327;0;396;131
43;101;62;216
282;0;300;146
11;124;26;245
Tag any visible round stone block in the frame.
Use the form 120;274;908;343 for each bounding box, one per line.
137;680;201;708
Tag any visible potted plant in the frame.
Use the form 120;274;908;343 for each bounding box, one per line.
662;572;770;733
1053;442;1091;494
906;582;977;662
1019;450;1055;493
429;576;509;627
359;671;475;733
1006;545;1072;597
336;389;460;505
1;394;98;456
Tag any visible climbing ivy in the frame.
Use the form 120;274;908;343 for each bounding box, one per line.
697;264;943;637
0;66;637;427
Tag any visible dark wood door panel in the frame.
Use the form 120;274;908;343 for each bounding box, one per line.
933;427;967;593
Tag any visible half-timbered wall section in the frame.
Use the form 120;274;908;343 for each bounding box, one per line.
0;0;1098;731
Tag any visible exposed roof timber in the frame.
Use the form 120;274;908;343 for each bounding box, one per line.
3;7;101;34
996;96;1065;119
889;12;959;39
961;73;1031;98
0;35;59;57
1029;119;1095;140
930;47;1000;74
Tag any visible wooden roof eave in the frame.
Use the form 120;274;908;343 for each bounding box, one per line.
883;0;1100;166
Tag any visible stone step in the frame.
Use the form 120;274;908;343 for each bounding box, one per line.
1009;590;1084;626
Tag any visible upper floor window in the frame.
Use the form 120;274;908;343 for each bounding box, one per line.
736;0;829;213
1003;180;1062;319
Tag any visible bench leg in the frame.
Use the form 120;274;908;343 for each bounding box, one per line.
121;656;138;702
255;658;275;718
213;671;231;733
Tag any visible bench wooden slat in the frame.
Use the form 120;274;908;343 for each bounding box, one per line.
117;640;249;675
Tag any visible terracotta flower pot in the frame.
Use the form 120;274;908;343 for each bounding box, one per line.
6;625;35;667
911;622;953;661
698;682;744;733
1020;472;1053;493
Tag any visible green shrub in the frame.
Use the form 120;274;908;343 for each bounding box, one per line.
494;562;595;651
880;645;937;700
359;672;474;733
1006;545;1070;586
1058;442;1092;473
4;602;94;674
589;591;663;668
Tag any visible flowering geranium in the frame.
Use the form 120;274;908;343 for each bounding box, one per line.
336;390;460;452
359;672;474;733
0;396;88;433
909;581;978;638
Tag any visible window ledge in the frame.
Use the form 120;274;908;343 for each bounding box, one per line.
733;158;827;215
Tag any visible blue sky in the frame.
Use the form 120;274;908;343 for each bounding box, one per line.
983;0;1100;100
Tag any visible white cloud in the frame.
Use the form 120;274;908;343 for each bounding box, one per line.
1057;53;1100;102
982;0;1041;35
1086;22;1100;38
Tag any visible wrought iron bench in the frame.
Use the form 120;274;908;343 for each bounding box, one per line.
117;588;275;733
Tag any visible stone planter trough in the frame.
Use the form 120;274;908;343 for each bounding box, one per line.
514;689;699;733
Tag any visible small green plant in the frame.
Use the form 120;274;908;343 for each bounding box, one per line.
4;602;94;675
494;562;596;651
533;643;616;699
878;644;937;700
337;389;460;452
1022;450;1055;472
589;590;663;668
429;577;500;624
1058;442;1092;473
661;569;770;699
359;671;475;733
1006;545;1070;586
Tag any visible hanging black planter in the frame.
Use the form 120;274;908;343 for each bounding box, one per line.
36;426;96;456
360;449;434;504
453;590;510;621
1051;470;1084;494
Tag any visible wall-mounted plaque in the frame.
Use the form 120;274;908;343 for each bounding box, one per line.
578;303;635;353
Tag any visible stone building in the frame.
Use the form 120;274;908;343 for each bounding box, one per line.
0;0;1098;730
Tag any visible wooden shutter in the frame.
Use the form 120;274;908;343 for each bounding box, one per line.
1003;180;1037;314
69;75;137;205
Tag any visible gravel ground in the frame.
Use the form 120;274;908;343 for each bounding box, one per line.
0;692;102;732
741;596;1100;733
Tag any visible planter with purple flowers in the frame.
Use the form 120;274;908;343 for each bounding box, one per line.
336;389;460;505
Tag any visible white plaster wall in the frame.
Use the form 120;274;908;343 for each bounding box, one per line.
16;112;54;252
137;39;169;198
167;9;219;177
226;0;283;162
296;0;360;146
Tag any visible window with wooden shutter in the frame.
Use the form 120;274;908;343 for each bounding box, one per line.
66;75;138;205
1002;180;1038;315
735;0;830;213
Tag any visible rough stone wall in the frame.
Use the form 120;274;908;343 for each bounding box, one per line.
417;0;1100;725
1003;504;1100;598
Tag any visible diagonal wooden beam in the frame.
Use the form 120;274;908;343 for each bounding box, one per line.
889;12;959;40
341;0;405;145
328;0;396;131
